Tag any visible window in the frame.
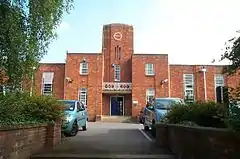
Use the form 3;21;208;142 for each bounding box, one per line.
80;62;88;75
145;63;154;76
42;72;54;95
146;88;155;103
77;102;81;111
79;88;87;105
114;65;121;81
183;74;194;103
215;74;224;87
115;45;121;59
214;74;225;102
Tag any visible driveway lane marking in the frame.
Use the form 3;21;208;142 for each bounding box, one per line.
138;128;153;142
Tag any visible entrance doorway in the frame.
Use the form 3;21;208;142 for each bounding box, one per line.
110;96;124;116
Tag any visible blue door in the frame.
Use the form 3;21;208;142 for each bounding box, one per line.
111;96;123;116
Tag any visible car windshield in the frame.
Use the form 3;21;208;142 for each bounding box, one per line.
155;99;182;109
62;101;75;111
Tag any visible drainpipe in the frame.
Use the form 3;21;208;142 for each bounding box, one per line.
168;63;171;97
201;67;207;101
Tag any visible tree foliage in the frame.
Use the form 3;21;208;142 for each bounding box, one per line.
0;0;73;90
221;32;240;101
221;33;240;75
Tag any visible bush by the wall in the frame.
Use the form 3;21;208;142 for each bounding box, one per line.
0;92;64;126
227;102;240;131
161;102;228;129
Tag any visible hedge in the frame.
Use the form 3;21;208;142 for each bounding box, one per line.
0;92;64;126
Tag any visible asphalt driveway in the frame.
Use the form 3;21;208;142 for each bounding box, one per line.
31;122;174;159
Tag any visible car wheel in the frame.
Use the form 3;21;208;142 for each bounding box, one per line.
70;121;79;136
82;120;87;131
151;119;156;137
144;125;149;131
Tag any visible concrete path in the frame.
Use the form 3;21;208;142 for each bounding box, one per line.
31;122;174;159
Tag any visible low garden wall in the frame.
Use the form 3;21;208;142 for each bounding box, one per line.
0;120;61;159
155;123;240;159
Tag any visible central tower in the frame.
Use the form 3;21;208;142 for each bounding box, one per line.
102;23;133;82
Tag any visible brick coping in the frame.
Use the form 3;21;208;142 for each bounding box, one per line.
0;123;48;131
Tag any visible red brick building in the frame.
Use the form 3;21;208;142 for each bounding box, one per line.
35;23;239;121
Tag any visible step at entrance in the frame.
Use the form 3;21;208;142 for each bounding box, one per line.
101;116;136;123
31;153;175;159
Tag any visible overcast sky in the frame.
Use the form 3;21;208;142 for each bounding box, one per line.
41;0;240;65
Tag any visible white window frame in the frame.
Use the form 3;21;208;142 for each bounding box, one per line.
183;74;195;102
42;72;54;96
114;65;121;81
146;88;155;103
214;74;225;101
79;88;88;105
80;62;88;75
145;63;154;76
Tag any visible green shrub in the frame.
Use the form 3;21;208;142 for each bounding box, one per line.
0;92;64;126
161;102;228;128
226;103;240;131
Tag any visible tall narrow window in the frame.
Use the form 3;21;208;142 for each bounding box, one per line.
114;65;121;81
42;72;54;95
80;62;88;75
79;88;88;105
118;46;121;59
146;88;155;103
115;45;121;59
214;74;224;102
183;74;194;103
115;46;117;59
145;63;154;75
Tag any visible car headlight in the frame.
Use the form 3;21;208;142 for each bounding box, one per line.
65;115;71;123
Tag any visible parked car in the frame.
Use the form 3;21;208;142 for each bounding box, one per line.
143;98;184;135
139;107;146;124
60;100;88;137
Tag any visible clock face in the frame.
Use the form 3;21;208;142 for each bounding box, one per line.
113;32;122;41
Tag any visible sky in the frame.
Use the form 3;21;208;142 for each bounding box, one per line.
41;0;240;65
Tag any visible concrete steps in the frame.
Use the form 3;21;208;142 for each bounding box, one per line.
100;116;137;123
31;153;175;159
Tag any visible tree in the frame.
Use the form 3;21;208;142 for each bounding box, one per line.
0;0;73;91
221;31;240;101
221;32;240;75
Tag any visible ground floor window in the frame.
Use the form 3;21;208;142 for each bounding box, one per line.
79;88;87;105
146;88;155;104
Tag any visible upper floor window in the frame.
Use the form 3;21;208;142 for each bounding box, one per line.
145;63;154;76
80;62;88;75
78;88;87;105
115;45;121;59
42;72;54;96
146;88;155;103
183;74;194;103
114;65;121;81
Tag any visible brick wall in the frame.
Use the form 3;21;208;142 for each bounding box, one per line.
0;120;61;159
132;54;169;117
64;53;103;121
155;124;240;159
102;23;133;83
169;65;239;102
